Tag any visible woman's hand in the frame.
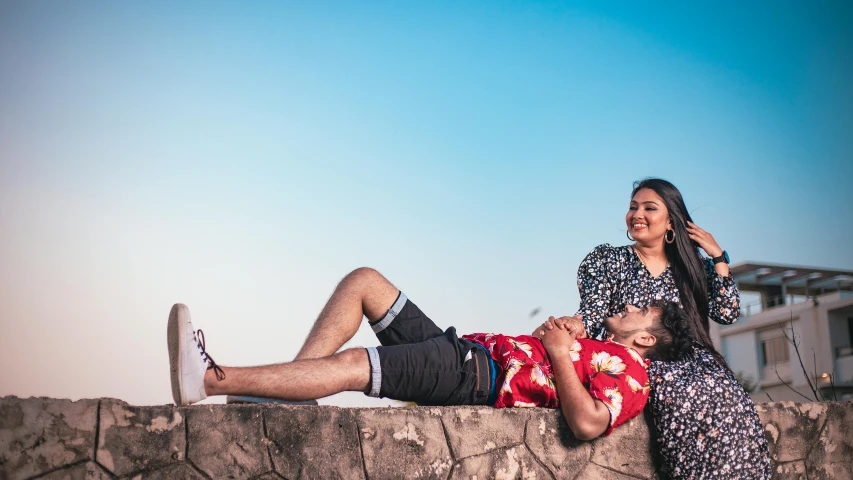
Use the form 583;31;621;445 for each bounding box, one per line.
686;221;723;258
686;221;731;276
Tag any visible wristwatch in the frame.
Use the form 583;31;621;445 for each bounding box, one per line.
712;251;730;265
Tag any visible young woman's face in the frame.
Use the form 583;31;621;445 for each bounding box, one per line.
626;188;672;244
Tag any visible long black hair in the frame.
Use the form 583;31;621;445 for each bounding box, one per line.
631;178;729;368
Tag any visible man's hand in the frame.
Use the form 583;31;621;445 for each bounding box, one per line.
535;315;587;340
541;327;575;356
533;316;560;337
540;320;584;357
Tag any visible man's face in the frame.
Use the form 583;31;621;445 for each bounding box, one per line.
603;304;658;344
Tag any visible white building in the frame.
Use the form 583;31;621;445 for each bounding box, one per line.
714;263;853;402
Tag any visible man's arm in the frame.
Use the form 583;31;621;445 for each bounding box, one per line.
541;328;611;440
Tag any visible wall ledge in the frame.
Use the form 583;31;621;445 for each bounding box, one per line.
1;397;851;479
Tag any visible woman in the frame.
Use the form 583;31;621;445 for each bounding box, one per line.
575;178;771;479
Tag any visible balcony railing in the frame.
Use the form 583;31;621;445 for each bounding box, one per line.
740;294;809;317
837;346;853;358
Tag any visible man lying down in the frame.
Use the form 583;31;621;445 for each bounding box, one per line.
168;268;693;439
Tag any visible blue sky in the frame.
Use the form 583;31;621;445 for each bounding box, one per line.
1;1;851;406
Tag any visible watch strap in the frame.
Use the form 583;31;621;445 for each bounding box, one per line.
712;251;729;265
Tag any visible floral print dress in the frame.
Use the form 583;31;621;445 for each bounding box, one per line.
576;244;772;479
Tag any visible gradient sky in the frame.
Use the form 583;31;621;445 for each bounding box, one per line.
1;1;851;407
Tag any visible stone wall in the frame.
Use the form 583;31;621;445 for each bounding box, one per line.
1;397;851;479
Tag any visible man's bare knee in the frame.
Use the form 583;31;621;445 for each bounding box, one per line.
335;347;369;364
341;268;399;321
333;348;371;391
344;267;385;287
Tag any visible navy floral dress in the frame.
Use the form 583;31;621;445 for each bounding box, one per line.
576;244;772;479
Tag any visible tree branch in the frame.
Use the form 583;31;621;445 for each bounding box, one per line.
776;315;821;401
812;350;825;402
773;363;814;402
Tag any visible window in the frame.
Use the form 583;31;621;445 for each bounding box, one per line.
757;325;794;383
848;317;853;347
839;317;853;357
760;336;790;366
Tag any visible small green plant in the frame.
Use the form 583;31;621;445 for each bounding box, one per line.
734;371;758;393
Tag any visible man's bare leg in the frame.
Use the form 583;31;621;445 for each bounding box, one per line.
206;348;371;401
294;267;399;360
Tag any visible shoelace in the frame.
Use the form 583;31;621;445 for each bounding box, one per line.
195;329;226;381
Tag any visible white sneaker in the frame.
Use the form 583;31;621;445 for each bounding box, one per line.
168;303;224;405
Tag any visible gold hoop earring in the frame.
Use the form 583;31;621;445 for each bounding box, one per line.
626;230;634;241
665;229;675;244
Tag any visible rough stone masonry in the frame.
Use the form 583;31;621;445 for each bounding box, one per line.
0;397;851;479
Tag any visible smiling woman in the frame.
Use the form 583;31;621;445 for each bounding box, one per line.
574;178;772;480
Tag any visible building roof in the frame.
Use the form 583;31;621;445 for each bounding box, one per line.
731;262;853;295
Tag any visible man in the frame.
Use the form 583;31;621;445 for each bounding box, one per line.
168;268;692;440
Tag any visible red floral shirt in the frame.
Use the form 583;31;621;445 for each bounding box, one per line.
462;333;651;436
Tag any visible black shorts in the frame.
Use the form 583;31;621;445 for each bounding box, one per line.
365;291;492;406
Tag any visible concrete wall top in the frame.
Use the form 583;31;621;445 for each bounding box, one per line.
1;397;851;480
